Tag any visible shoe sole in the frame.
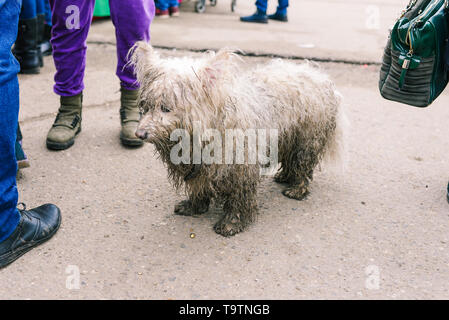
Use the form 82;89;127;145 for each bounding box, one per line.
120;134;144;147
268;17;288;22
46;139;75;151
240;19;268;24
46;127;81;151
0;213;61;269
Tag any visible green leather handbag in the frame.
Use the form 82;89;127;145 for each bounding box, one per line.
379;0;449;107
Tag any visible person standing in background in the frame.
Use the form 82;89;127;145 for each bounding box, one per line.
46;0;155;150
13;0;48;74
0;0;61;269
41;0;53;56
13;1;53;171
155;0;180;18
240;0;289;24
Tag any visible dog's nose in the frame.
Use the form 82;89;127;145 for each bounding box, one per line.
135;129;148;140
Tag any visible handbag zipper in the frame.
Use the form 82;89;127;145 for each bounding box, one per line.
416;0;438;23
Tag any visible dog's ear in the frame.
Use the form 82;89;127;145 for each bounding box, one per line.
200;48;238;86
129;41;161;84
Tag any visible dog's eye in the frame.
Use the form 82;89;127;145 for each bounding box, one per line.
138;101;149;114
161;105;171;113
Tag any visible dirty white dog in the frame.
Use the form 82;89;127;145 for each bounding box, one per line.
131;42;346;237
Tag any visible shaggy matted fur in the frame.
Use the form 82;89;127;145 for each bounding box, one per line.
130;43;346;237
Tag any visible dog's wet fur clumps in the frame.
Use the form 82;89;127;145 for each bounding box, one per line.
130;43;347;236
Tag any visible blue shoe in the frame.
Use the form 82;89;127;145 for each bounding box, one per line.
268;11;288;22
240;10;268;24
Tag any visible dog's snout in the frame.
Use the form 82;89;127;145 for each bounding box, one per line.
135;129;148;140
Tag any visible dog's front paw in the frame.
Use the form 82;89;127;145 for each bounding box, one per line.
282;185;310;201
174;200;209;216
214;216;246;237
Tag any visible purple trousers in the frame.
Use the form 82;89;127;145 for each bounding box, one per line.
49;0;155;96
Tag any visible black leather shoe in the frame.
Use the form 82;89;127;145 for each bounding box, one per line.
240;10;268;24
0;204;61;269
268;12;288;22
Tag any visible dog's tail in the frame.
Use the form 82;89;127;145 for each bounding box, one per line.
322;90;349;172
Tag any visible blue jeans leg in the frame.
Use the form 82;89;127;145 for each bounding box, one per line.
0;0;22;243
36;0;45;14
255;0;267;14
168;0;178;8
276;0;288;15
155;0;169;11
44;0;51;25
19;0;37;19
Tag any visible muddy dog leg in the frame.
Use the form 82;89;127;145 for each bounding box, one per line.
281;148;317;201
214;192;258;237
274;170;290;184
174;194;211;216
282;175;311;200
214;168;259;237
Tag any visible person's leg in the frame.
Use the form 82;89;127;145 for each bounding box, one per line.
46;0;94;150
169;0;179;7
155;0;169;18
155;0;169;11
36;0;45;67
19;0;36;19
43;0;51;25
0;0;22;242
0;0;21;241
0;0;61;269
276;0;288;15
268;0;288;21
168;0;179;16
109;0;155;147
14;0;40;73
255;0;267;14
240;0;268;23
109;0;154;92
49;0;94;96
0;44;21;245
40;0;52;56
36;0;44;14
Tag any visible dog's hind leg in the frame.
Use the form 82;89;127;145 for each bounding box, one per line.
274;170;290;184
281;143;320;201
282;175;311;200
279;118;336;200
174;194;211;216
